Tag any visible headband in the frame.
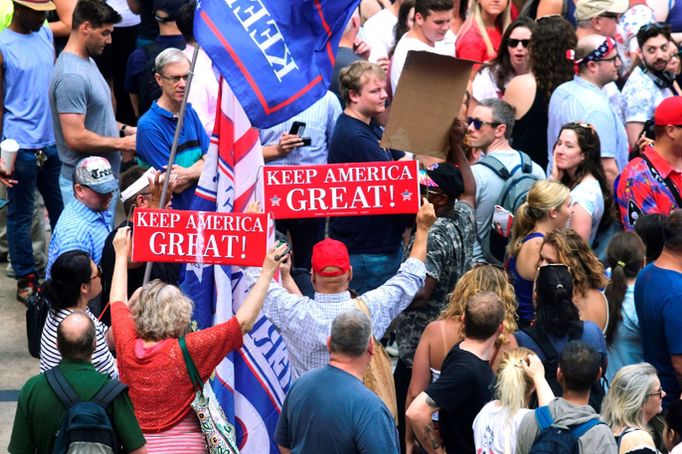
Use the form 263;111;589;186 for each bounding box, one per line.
572;38;617;74
120;167;156;203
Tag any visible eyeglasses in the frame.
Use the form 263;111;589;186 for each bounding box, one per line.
640;21;671;34
89;265;103;281
467;117;500;130
507;38;530;48
647;387;664;398
598;12;620;19
594;54;620;63
160;72;192;84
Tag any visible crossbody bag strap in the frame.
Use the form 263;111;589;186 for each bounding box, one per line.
641;153;682;207
179;336;203;391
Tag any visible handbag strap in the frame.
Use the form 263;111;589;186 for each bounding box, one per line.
641;152;682;207
179;336;203;391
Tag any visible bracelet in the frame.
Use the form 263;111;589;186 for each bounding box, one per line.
119;124;127;138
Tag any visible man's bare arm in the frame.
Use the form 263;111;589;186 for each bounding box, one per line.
59;113;136;154
405;392;445;454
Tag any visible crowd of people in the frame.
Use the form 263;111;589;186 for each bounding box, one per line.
5;0;682;452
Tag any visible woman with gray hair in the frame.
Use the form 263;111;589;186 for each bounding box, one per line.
109;227;289;452
601;363;665;454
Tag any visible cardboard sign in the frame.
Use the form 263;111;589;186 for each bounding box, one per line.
263;160;419;219
131;208;268;266
380;51;474;159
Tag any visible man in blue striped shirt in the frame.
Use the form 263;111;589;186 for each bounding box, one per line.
46;156;117;279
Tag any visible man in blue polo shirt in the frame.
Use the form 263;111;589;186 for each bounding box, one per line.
135;47;207;211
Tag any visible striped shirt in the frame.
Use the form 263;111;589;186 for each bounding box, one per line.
144;412;206;453
245;258;426;379
259;90;341;166
39;307;118;379
46;198;112;279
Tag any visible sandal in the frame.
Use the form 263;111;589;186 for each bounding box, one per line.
17;273;38;305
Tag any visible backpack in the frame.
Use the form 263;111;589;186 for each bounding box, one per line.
45;367;127;454
521;323;606;412
136;42;164;117
476;151;541;265
25;285;49;358
529;405;605;454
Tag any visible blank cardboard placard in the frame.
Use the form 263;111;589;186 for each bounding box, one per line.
380;51;473;159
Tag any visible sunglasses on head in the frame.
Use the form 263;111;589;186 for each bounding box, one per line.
467;116;500;130
507;38;530;48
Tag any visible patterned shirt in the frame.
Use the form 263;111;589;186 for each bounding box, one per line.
245;258;426;379
46;199;112;279
396;201;476;367
622;66;674;124
259;91;341;166
616;146;682;230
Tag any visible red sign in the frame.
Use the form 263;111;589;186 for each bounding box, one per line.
131;208;269;266
263;161;420;219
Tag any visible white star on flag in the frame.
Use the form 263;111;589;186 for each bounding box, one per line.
271;195;281;207
402;190;412;201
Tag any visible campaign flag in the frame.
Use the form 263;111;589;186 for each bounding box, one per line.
264;161;420;219
194;0;360;128
180;80;290;453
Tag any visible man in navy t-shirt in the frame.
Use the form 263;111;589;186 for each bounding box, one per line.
635;209;682;408
275;310;399;453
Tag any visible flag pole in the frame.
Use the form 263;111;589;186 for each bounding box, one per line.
143;44;201;285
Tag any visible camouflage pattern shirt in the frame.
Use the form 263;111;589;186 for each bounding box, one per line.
396;200;476;367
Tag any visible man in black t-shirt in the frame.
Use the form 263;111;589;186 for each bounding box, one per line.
406;291;505;453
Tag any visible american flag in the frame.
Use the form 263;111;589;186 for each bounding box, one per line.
181;80;290;453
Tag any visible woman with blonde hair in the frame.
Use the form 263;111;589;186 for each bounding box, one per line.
404;264;518;452
456;0;512;64
601;363;664;453
539;228;610;332
506;179;572;327
473;348;555;453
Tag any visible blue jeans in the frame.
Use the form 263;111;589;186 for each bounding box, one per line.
60;173;117;223
7;145;63;278
349;248;403;295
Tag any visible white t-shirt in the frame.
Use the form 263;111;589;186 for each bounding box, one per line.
571;178;604;246
472;66;507;101
106;0;140;27
363;9;398;61
473;401;532;454
390;31;456;95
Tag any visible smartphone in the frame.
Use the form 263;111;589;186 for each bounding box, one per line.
289;121;306;136
300;137;311;147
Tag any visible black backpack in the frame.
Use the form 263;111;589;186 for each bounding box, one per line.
46;367;127;454
529;405;605;454
521;323;605;412
136;42;164;117
25;285;49;358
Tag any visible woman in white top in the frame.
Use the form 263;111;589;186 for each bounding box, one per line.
471;17;536;106
473;348;554;454
39;250;118;378
551;122;614;246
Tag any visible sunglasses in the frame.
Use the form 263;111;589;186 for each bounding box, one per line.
598;12;619;19
467;116;500;130
507;38;530;48
160;72;192;84
89;265;103;281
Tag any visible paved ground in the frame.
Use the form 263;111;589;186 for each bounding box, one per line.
0;261;38;451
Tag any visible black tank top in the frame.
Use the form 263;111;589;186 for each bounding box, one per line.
510;87;548;170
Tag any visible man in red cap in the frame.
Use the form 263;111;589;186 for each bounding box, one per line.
245;201;436;380
616;96;682;230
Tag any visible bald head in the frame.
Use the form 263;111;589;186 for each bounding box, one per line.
576;34;609;61
57;312;96;361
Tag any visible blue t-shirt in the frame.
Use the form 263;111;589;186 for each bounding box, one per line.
327;113;408;254
275;364;399;453
635;263;682;407
136;102;208;210
515;320;608;362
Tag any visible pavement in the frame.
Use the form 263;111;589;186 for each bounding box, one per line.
0;261;39;451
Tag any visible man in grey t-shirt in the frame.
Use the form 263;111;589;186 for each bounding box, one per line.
49;0;136;213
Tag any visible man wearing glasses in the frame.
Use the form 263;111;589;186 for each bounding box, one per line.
135;47;207;211
46;156;118;280
574;0;626;39
469;98;545;265
622;22;675;148
547;35;627;187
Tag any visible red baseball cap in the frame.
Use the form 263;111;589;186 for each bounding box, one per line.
311;238;350;277
655;97;682;126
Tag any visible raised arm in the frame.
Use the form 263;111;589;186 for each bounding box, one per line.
409;199;437;263
522;353;555;406
111;227;132;304
450;119;476;208
235;242;290;334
